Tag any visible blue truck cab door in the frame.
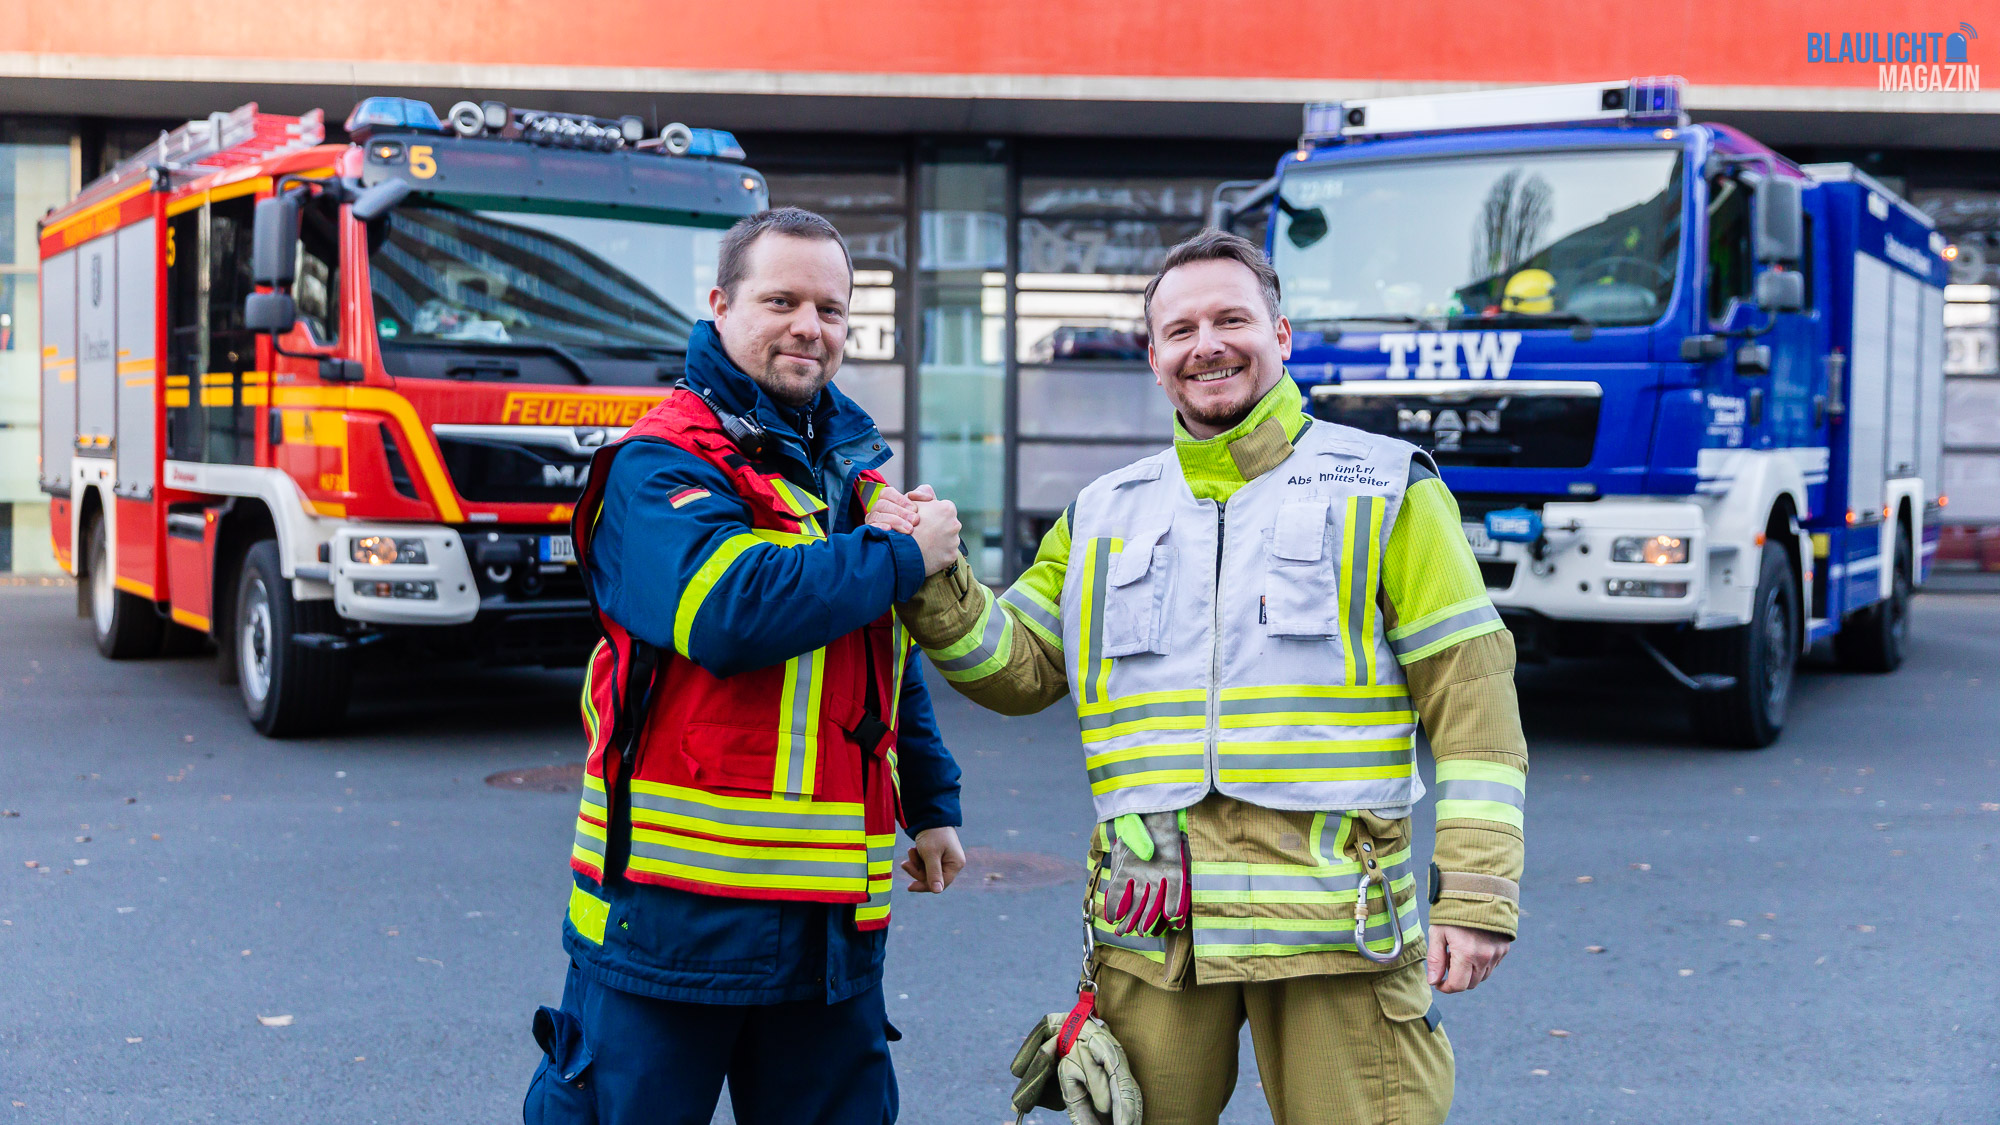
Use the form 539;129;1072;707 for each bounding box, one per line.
1696;167;1822;460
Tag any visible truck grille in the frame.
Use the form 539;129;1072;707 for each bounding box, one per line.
1309;382;1600;469
433;426;601;504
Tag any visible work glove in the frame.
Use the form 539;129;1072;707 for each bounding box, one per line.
1099;811;1190;937
1009;1010;1143;1125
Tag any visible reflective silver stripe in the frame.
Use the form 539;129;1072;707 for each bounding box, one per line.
573;823;606;857
1087;750;1207;786
1194;859;1412;896
1081;538;1112;704
1389;603;1503;658
1213;749;1414;771
625;789;863;836
932;595;1010;673
1217;694;1411;716
1346;495;1382;683
1080;698;1209;731
999;585;1060;637
783;648;817;799
1434;779;1526;808
627;834;868;882
1194;898;1417;949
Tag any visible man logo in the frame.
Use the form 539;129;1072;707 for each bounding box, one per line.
1398;407;1500;452
543;463;588;489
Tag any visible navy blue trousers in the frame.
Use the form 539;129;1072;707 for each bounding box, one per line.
525;963;900;1125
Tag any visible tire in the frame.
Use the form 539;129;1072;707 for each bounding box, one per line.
1690;543;1798;749
234;540;352;737
1834;530;1912;673
84;511;163;660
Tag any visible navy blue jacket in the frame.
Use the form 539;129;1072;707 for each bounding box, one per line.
563;321;963;1005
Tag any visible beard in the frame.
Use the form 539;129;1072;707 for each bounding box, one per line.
755;345;837;407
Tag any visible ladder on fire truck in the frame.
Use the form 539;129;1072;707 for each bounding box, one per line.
63;103;326;216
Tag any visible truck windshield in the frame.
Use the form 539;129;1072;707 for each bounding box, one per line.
369;198;718;382
1273;148;1683;329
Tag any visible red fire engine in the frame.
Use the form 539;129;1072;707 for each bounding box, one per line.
39;97;765;734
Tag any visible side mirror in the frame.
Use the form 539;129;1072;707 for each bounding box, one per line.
351;179;413;223
244;291;297;334
1277;199;1328;249
252;193;302;287
1753;177;1804;264
1755;268;1805;312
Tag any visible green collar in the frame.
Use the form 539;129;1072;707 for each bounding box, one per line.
1173;376;1311;502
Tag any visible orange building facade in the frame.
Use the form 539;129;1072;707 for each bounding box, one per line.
2;1;1997;572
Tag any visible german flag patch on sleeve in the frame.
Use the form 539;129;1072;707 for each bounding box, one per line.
668;487;712;509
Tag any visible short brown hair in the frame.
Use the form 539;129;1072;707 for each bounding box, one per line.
716;207;852;298
1142;230;1282;336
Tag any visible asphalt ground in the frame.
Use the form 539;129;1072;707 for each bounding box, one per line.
1;582;1995;1124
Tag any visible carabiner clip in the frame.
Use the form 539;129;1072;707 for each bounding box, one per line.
1353;868;1405;965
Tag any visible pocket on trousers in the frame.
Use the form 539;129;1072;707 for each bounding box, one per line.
1101;529;1174;658
524;1006;598;1125
1370;959;1436;1025
1263;500;1340;638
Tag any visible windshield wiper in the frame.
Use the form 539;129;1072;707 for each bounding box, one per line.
1451;311;1596;339
388;339;593;384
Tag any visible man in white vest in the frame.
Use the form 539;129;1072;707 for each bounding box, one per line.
878;231;1526;1124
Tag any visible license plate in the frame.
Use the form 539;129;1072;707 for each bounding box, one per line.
1462;523;1501;559
539;534;576;565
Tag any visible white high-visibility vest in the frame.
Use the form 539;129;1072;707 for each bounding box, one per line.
1061;418;1435;822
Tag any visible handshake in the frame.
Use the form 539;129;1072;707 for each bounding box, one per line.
864;485;962;577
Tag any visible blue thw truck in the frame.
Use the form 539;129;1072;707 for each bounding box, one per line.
1219;78;1947;747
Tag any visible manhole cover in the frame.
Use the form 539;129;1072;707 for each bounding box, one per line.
486;763;585;793
960;846;1082;890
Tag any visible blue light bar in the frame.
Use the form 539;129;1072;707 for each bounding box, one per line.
1301;102;1346;145
1297;76;1689;147
685;128;745;161
344;97;444;141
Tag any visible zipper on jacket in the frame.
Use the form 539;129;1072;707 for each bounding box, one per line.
1206;500;1227;785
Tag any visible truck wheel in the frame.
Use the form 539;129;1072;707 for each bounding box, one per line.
84;512;163;660
1834;530;1912;673
234;540;352;737
1691;543;1797;749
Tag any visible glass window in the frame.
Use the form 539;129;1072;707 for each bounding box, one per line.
204;196;259;466
0;135;73;574
1271;149;1684;330
919;152;1007;579
294;195;341;343
1707;174;1754;322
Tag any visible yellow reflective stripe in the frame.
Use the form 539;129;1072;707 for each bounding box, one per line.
567;884;610;944
751;527;820;546
1090;770;1208;795
623;856;864;893
929;583;1016;682
579;641;605;748
1193;869;1415;905
773;648;825;800
625;778;861;818
1436;799;1525;829
888;618;910;729
1081;713;1208;742
584;773;607;795
674;532;761;656
1217;710;1413;728
1078;687;1208;716
1436;759;1527;789
1073;537;1118;705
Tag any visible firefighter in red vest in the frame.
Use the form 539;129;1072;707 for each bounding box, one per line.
525;208;968;1125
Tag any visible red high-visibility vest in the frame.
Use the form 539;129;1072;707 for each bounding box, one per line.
566;390;910;929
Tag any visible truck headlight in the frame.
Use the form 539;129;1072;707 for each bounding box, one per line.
351;536;429;566
1612;535;1687;565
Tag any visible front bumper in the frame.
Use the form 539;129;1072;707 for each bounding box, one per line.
1480;501;1707;624
331;525;482;625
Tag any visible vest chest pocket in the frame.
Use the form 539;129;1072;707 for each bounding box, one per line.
1264;499;1341;638
1100;528;1175;658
